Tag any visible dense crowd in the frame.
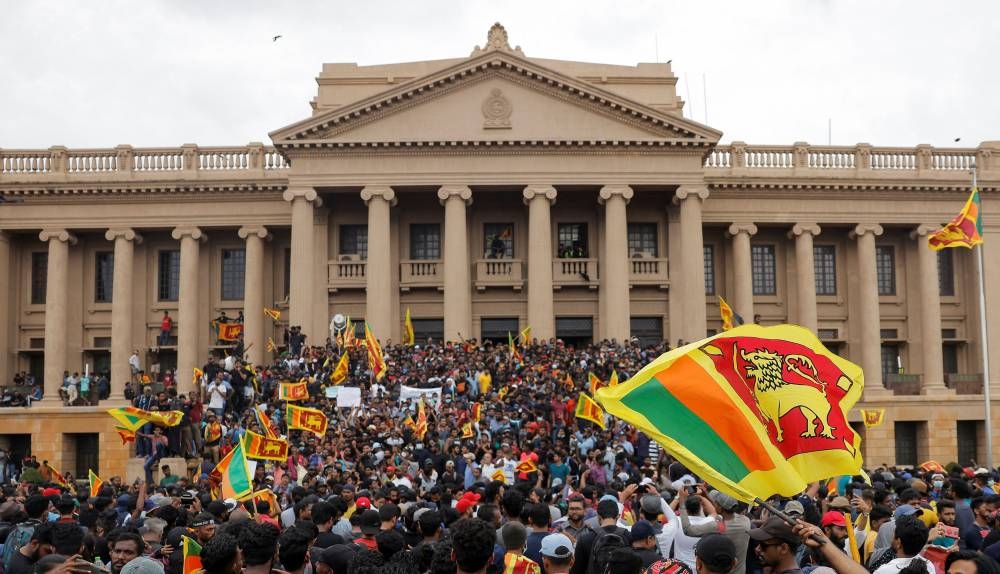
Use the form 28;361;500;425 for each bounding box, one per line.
1;336;999;574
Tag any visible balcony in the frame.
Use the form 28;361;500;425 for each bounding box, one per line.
328;259;366;291
553;258;598;289
945;373;983;395
885;373;922;396
474;259;524;291
401;259;443;291
629;257;669;289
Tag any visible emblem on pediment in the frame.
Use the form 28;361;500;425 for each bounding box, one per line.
471;22;524;56
482;88;512;129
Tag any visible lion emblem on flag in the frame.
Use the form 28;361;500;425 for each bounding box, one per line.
740;348;835;443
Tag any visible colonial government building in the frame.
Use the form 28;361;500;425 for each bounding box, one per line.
2;24;998;477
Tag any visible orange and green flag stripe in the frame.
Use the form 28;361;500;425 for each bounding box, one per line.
182;535;202;574
596;324;865;502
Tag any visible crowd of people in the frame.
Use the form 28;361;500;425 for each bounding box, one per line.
1;336;999;574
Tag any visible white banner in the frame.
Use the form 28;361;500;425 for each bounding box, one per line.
399;385;442;405
336;386;362;408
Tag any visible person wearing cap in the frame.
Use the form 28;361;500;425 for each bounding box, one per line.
316;544;357;574
354;509;381;550
819;511;850;552
629;520;663;568
638;492;674;560
694;533;737;574
792;520;872;574
500;522;542;574
749;516;803;574
121;555;166;574
678;487;751;574
540;533;575;574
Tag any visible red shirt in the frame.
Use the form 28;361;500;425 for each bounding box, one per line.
161;316;172;331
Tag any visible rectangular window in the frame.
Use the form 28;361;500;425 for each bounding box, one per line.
557;223;589;258
881;344;900;379
31;252;48;305
221;249;246;300
876;245;896;296
481;317;519;343
813;245;837;296
943;343;959;375
483;223;514;259
411;318;444;343
894;422;918;466
957;421;979;466
627;223;658;257
751;245;777;295
71;433;100;478
630;316;663;347
410;224;441;260
339;225;368;260
704;246;715;295
95;252;114;303
555;316;594;345
157;251;180;302
938;249;955;296
817;328;839;340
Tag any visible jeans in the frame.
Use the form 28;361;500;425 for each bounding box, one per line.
144;444;165;484
135;423;153;457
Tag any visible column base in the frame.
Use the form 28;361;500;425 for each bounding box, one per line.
862;387;894;401
922;385;956;396
102;397;132;408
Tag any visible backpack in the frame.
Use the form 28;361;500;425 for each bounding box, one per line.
1;520;38;571
587;526;629;574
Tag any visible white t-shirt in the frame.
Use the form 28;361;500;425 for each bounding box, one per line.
873;555;933;574
207;382;227;409
668;513;715;572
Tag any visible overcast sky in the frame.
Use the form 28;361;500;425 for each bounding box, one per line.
3;0;997;149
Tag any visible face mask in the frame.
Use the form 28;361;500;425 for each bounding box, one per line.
934;480;944;489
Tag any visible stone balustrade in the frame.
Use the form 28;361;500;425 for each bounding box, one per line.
705;141;999;178
0;143;289;183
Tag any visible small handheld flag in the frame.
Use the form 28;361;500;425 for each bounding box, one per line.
491;469;507;484
330;353;349;385
403;308;415;346
718;296;744;331
278;381;309;401
575;393;606;429
211;436;253;500
115;427;136;445
286;404;328;438
588;372;602;395
264;307;282;321
364;322;388;380
515;460;538;474
89;469;103;498
182;536;202;574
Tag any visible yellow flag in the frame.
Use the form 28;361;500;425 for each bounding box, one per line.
609;371;619;387
330;353;349;385
403;308;415;346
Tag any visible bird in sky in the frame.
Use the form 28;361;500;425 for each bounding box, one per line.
273;35;282;42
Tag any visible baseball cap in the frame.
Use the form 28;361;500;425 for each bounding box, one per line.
708;490;739;512
358;509;381;535
540;532;575;558
121;556;166;574
318;544;358;574
355;496;372;510
640;494;663;515
820;511;847;528
223;498;239;512
783;501;805;517
695;533;736;572
749;516;800;545
894;504;922;519
629;520;657;542
828;496;851;511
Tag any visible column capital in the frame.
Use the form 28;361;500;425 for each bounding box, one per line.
598;185;633;205
673;185;710;204
238;225;271;240
39;229;77;245
849;223;884;239
282;187;323;207
726;223;758;238
105;228;143;243
171;226;207;242
438;185;472;206
360;186;397;205
522;185;557;205
789;223;822;238
910;223;940;239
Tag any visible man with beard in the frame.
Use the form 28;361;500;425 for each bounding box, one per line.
110;532;145;574
749;517;803;574
962;496;998;551
5;521;56;574
820;511;851;553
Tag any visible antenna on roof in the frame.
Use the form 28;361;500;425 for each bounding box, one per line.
828;118;832;145
685;74;694;121
702;74;708;124
655;34;659;63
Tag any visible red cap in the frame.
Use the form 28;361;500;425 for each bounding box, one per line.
386;466;396;472
456;498;477;514
821;511;847;527
356;496;372;510
42;488;61;497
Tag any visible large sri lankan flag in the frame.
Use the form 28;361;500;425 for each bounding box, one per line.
595;324;864;502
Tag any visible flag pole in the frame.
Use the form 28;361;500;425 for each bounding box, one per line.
973;164;994;469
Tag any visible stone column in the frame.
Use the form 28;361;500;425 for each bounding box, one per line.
362;186;397;336
600;185;634;342
438;185;473;342
523;185;557;340
850;224;885;393
727;223;758;322
106;228;142;400
790;223;821;332
912;224;949;393
238;226;269;366
39;229;77;402
0;232;10;384
171;226;205;394
674;186;710;343
282;187;322;337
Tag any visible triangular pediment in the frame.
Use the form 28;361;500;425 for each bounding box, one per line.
270;49;721;148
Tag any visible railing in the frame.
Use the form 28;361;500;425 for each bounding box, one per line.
328;260;367;289
0;143;289;180
704;142;989;175
474;259;524;290
629;257;669;287
884;373;922;396
553;258;598;288
945;373;983;395
400;259;442;289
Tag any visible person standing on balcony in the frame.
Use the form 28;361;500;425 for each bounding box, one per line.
158;311;173;346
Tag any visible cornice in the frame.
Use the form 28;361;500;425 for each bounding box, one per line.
278;140;712;157
0;183;287;200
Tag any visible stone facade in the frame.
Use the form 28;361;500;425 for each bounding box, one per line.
2;24;999;476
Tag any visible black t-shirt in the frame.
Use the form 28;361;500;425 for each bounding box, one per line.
314;530;345;549
6;550;36;574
